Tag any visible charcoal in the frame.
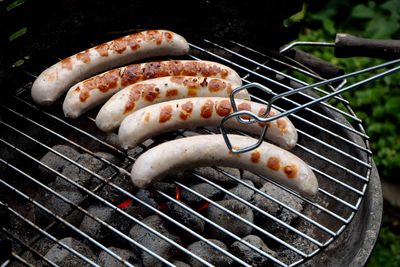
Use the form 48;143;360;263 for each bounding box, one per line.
166;201;205;233
126;146;144;157
171;260;191;267
252;182;304;225
151;182;177;195
56;152;116;191
79;205;114;241
129;215;180;267
80;204;135;246
44;237;96;267
223;180;255;201
276;249;301;266
97;247;139;267
36;187;84;226
20;237;54;266
90;152;119;186
231;235;277;267
206;199;254;241
180;183;222;205
135;189;158;217
242;171;266;188
192;167;239;185
97;175;134;203
186;239;233;267
38;145;81;183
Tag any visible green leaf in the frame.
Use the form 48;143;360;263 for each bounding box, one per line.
366;15;400;39
351;4;375;19
9;27;27;41
6;0;25;11
381;0;400;20
385;97;400;114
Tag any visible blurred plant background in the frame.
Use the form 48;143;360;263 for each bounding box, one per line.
299;0;400;266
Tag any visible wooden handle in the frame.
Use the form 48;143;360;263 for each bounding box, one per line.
335;33;400;59
290;49;344;79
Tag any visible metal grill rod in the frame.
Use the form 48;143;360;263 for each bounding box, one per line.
16;94;136;162
0;103;272;264
248;93;371;154
173;181;308;257
189;44;369;139
0;155;151;267
297;130;370;168
249;59;400;124
230;40;340;88
203;39;350;107
209;168;336;236
0;125;223;267
190;174;324;246
156;190;288;266
196;127;359;216
259;173;358;222
6;253;34;267
0;227;58;267
301;145;369;183
5;99;135;169
198;125;365;211
0;196;99;267
0;121;256;267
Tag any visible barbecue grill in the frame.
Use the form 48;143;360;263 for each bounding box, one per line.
1;0;386;266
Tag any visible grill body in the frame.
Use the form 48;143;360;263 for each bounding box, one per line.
0;1;382;266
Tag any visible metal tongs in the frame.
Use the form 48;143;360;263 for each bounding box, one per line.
220;33;400;153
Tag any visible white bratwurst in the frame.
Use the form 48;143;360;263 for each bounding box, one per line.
63;60;242;118
118;97;298;150
31;30;189;106
130;134;318;196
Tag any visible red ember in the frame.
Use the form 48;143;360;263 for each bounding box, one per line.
175;185;182;201
196;202;209;211
117;198;133;209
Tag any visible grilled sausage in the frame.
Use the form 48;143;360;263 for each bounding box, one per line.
96;76;249;132
130;134;318;196
118;97;297;150
63;60;242;118
31;30;189;106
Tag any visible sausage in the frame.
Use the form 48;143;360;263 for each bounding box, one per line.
63;60;243;118
118;97;297;150
130;134;318;196
31;30;189;106
95;76;249;132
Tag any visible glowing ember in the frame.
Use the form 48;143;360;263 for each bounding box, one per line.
175;185;182;201
196;202;209;211
158;202;167;210
117;198;133;209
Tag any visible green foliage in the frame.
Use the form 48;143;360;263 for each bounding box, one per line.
300;0;400;181
368;226;400;267
300;1;400;265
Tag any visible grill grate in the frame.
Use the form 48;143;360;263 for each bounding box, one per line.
0;38;372;267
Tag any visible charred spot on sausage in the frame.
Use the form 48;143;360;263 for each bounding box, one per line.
200;99;214;119
267;157;280;171
284;164;298;179
159;105;173;123
216;100;232;117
